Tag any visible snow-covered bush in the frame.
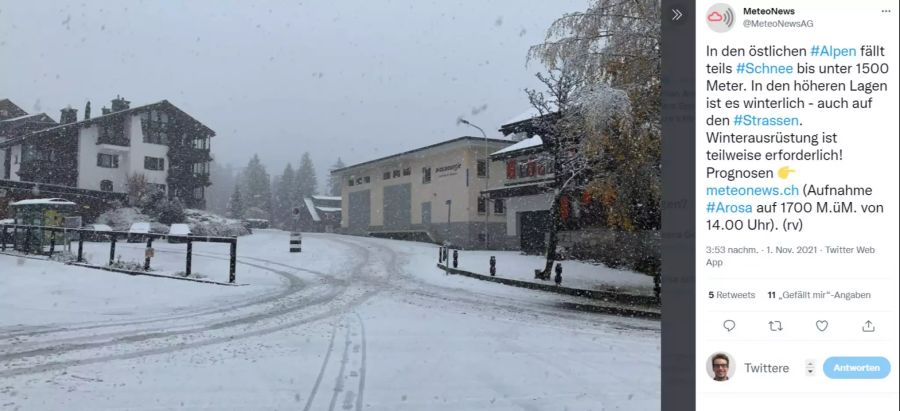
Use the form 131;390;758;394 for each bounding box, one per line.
156;198;186;225
96;207;150;231
96;207;249;237
184;209;250;237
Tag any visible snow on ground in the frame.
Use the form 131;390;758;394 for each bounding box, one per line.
0;254;278;328
1;230;660;410
446;246;654;295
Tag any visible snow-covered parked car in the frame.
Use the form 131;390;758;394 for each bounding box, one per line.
127;222;151;243
82;224;113;241
242;218;269;229
167;223;191;243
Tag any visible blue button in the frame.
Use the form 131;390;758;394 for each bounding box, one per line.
823;357;891;379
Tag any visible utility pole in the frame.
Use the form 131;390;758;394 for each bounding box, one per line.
445;199;452;246
458;118;490;249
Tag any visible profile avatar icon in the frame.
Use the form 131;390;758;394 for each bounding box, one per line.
709;352;733;381
706;3;735;33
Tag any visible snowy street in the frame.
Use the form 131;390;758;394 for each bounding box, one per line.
1;230;659;410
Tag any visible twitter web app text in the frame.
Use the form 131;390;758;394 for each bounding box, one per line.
695;1;898;409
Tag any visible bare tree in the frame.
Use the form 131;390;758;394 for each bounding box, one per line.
126;173;150;207
528;67;578;280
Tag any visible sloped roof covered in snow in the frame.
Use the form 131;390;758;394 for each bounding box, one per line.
0;98;28;120
491;135;543;157
10;198;76;206
331;136;513;175
303;197;321;222
311;195;341;201
0;99;215;148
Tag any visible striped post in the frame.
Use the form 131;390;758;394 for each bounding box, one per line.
290;232;302;253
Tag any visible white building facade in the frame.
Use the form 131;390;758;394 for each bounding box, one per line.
0;98;214;209
331;136;514;249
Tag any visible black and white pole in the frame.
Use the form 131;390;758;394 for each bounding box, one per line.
290;232;302;253
489;256;496;276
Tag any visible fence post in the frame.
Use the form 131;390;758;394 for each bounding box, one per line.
24;228;31;255
452;249;458;268
653;275;661;302
109;234;117;266
1;226;7;252
186;240;193;276
144;237;154;271
229;239;237;283
49;231;56;257
77;231;84;262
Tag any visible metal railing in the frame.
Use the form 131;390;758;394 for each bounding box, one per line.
1;224;238;283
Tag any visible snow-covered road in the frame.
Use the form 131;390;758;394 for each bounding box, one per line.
1;230;659;410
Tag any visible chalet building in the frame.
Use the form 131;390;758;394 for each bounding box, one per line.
0;99;29;121
0;97;214;209
484;134;555;253
297;195;341;233
331;136;513;249
487;111;607;255
1;99;58;142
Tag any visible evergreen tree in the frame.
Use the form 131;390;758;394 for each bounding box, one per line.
295;152;318;200
327;157;345;196
207;162;237;216
241;154;272;221
228;185;245;219
274;164;296;228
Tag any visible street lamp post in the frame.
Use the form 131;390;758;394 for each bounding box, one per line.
445;199;452;245
458;118;489;250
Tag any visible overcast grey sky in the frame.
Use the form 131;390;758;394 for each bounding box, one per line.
0;0;586;187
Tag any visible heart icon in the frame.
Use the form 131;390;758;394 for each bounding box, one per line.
816;320;828;331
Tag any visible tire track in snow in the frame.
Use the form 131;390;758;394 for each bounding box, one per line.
327;318;353;411
353;311;368;411
302;320;339;411
0;248;329;342
325;235;659;333
0;256;327;357
0;235;383;379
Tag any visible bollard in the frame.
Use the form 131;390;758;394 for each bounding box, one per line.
489;256;496;276
438;247;443;263
452;249;458;268
109;234;117;266
77;231;84;262
554;263;563;286
24;228;31;254
1;226;7;252
289;232;302;253
144;237;154;271
229;240;237;283
186;240;193;276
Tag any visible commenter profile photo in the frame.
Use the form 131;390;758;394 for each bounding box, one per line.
707;352;735;381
